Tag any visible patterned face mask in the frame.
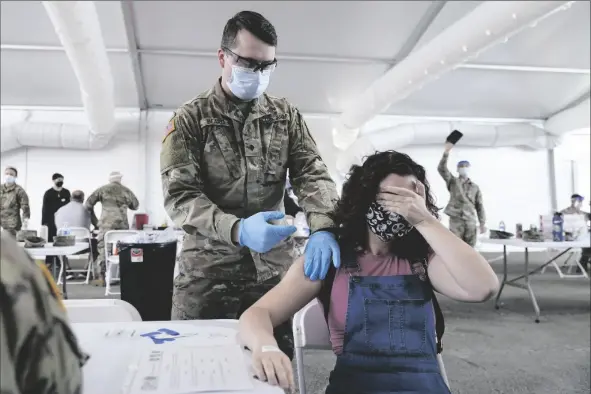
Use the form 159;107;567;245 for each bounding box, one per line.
366;201;414;242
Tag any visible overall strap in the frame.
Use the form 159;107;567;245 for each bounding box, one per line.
411;258;445;354
318;247;357;321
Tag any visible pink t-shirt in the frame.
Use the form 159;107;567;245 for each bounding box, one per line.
326;252;428;354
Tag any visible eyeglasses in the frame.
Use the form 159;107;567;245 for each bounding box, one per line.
222;47;277;72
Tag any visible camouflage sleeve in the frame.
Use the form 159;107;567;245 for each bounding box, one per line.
437;152;454;185
474;187;486;224
160;110;239;244
286;106;339;233
18;187;30;220
126;188;140;211
0;234;87;394
84;188;101;211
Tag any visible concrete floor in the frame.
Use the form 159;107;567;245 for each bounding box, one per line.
64;251;590;394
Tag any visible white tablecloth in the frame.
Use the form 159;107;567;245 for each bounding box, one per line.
72;320;283;394
20;242;89;257
480;238;589;249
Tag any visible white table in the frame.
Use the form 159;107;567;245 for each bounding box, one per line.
480;238;590;322
72;320;283;394
20;242;89;299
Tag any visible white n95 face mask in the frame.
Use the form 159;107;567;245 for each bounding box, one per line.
458;168;469;177
4;175;15;184
226;66;271;100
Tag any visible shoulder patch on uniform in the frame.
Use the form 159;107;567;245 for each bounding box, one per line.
163;117;177;142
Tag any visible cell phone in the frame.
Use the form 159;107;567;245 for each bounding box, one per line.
446;130;463;145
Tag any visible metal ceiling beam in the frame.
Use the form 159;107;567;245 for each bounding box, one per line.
546;89;591;119
459;63;590;75
2;43;588;76
120;1;148;110
387;1;447;68
0;44;128;53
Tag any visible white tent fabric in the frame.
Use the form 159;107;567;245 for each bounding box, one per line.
0;1;589;154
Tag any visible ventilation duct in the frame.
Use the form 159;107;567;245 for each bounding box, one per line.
333;1;574;150
335;122;561;176
1;1;118;153
0;109;140;153
544;98;591;136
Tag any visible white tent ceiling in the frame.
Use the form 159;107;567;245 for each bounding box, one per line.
1;0;589;121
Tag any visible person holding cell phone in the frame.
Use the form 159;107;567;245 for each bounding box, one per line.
438;131;487;247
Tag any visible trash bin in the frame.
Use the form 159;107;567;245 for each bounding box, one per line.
118;241;177;321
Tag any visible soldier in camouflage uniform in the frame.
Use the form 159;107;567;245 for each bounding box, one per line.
160;11;339;359
1;166;30;237
561;194;590;272
438;143;486;247
85;171;139;286
0;232;88;394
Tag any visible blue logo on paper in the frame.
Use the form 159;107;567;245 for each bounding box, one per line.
140;328;180;344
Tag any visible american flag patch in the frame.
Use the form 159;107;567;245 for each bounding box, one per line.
163;118;176;142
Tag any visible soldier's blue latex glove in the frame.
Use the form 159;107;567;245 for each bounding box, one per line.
304;231;341;281
239;211;297;253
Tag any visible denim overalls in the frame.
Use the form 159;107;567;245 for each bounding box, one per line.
324;258;451;394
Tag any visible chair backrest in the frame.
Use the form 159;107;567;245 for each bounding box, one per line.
63;299;142;323
292;299;332;349
105;230;140;245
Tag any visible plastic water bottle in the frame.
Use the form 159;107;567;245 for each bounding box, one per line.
499;221;506;232
61;222;71;236
552;213;564;242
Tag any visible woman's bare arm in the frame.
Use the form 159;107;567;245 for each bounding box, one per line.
238;256;322;352
417;218;499;302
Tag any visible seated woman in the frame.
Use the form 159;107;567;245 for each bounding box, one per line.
238;151;499;393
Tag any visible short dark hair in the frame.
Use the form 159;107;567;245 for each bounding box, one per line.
5;167;17;177
571;193;584;200
72;190;85;203
221;11;278;49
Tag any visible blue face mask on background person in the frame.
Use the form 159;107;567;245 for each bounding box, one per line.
226;65;271;100
4;175;15;184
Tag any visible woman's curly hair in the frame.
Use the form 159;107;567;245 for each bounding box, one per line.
331;150;440;262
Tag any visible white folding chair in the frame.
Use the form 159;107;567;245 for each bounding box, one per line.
56;227;94;285
292;299;450;394
104;230;139;296
63;299;142;323
541;248;587;278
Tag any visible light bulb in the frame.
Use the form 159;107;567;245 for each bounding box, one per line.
485;30;491;36
440;59;446;65
424;69;429;75
502;36;509;43
511;13;517;19
462;45;468;52
408;80;413;85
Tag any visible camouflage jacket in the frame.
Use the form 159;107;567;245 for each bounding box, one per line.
0;183;30;231
160;80;338;281
438;152;486;225
0;233;88;394
85;182;139;229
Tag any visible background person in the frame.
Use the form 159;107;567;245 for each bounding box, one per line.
55;190;99;279
438;143;486;247
0;166;30;237
560;193;590;272
238;151;499;393
42;173;71;242
160;10;340;359
85;171;139;286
